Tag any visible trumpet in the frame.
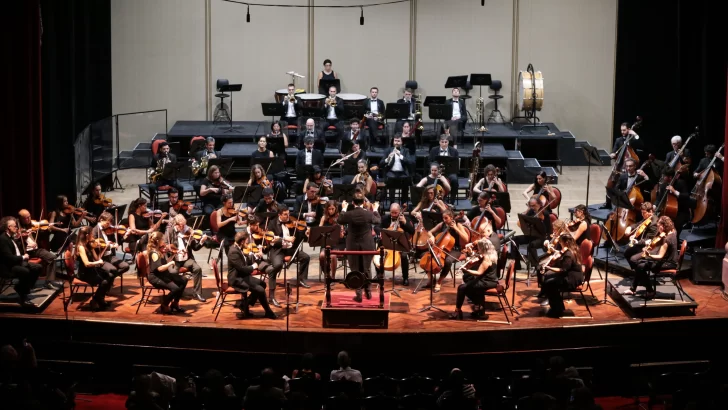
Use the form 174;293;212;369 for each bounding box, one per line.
327;97;337;107
366;111;383;123
288;94;296;103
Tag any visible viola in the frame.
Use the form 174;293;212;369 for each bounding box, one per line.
104;224;128;236
172;201;193;212
94;195;114;207
252;230;276;243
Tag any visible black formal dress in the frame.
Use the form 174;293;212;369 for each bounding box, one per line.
624;215;659;271
147;249;188;305
76;245;112;304
127;212;151;254
428;146;460;203
200;178;224;216
511;207;553;271
49;211;73;252
337;206;381;297
0;233;41;302
632;232;678;294
294;196;324;227
164;225;205;297
541;249;583;315
91;224;131;282
251;149;273;159
227;243;274;315
456;261;498;310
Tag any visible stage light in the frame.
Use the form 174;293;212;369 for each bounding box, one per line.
360;7;364;26
482;0;485;5
246;5;250;22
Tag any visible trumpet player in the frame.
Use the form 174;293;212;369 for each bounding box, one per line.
379;135;413;205
281;83;301;126
149;141;185;205
323;85;344;142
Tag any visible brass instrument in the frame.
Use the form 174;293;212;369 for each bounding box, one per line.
414;93;424;132
288;93;296;103
149;157;169;183
475;97;488;132
366;111;384;123
326;97;337;107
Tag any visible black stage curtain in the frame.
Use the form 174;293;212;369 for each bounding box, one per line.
0;0;45;217
40;0;111;207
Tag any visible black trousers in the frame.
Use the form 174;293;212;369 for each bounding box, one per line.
633;259;676;293
385;171;410;204
149;269;188;304
240;275;273;313
9;262;42;300
456;278;497;309
434;250;461;282
78;267;112;302
102;253;130;277
269;247;310;290
148;179;185;204
29;248;56;281
446;173;458;203
624;244;644;270
365;118;381;146
175;258;203;295
542;272;568;313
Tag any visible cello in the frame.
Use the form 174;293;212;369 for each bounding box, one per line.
607;116;642;189
373;206;407;272
419;224;456;275
691;143;724;223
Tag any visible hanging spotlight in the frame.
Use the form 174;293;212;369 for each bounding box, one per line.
360;7;364;26
246;5;250;22
481;0;485;5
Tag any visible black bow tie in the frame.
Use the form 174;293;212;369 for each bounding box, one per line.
307;149;312;153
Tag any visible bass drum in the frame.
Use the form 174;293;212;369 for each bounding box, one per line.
274;88;305;103
518;70;544;111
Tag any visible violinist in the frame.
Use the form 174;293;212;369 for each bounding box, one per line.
74;226;114;311
128;198;164;254
623;216;678;300
267;120;289;160
511;197;553;271
351;160;375;200
251;136;274;159
149;141;185;204
380;135;413;205
522;171;554;203
337;192;381;302
623;202;659;271
254;188;282;215
216;194;243;257
146;231;188;314
267;207;311;297
200;165;231;216
466;192;503;233
411;185;449;219
567;205;590;245
295;184;325;226
380;203;415;286
417;163;451;198
303;165;333;196
451;238;499;320
340;142;366;184
158;188;194;223
425;209;470;293
17;209;57;289
654;168;691;237
82;183;107;220
228;231;277;319
0;217;42;308
693;144;724;178
540;234;583;318
164;214;208;302
92;212;131;282
428;135;459;203
472;164;506;195
319;200;346;281
49;195;84;252
249;164;273;190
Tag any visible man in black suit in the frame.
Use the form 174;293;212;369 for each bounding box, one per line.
428;135;460;204
0;217;41;308
337;192;381;302
295;184;325;227
322;86;344;143
149;141;185;204
364;86;385;144
280;83;302;126
609;122;640;160
228;231;277;319
446;88;467;136
380;135;413;205
654;169;692;238
254;188;283;215
616;158;649;198
267;208;311;302
164;214;208;302
395;89;416;133
17;209;57;289
380;203;414;286
665;135;690;166
299;118;326;152
295;136;324;169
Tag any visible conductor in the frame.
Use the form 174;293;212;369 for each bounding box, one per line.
337;192;381;302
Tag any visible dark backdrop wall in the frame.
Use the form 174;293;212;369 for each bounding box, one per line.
40;0;111;207
614;0;727;162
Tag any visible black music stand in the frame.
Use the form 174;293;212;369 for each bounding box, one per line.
417;238;447;314
470;73;492;134
423;96;447;138
420;210;443;232
385;103;410;122
516;213;546;281
235;185;262;206
308;226;341;294
344;105;366;120
581;145;603;208
209;158;234;178
319;79;340;94
332;184;357;203
160;161;185;181
219;83;242;133
435;156;459;179
380;229;411;298
301;107;324;120
189;138;207;157
252;157;285;175
445;75;468;90
493;192;511;214
410;186;425;206
261;103;284;125
597;221;619;308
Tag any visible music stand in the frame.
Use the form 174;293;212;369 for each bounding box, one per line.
385;103;410;122
189;138;207;157
319;79;340;94
160;162;185;181
516;213;546;283
423;96;447;139
209;158;234;178
493;192;511;214
597;221;619;308
261;103;284;125
308;225;341;294
344;105;366;120
219;83;242;133
380;229;411;298
470;73;492;134
252;157;285;175
235;185;262;206
420;210;443;232
445;75;468;89
581;145;603;208
301;107;324;119
435;156;459;179
332;184;357;203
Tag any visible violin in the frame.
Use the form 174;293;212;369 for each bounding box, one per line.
63;205;90;217
143;209;168;219
94;195;114;207
104;224;128;236
285;216;308;231
252;231;276;243
458;251;485;282
627;218;651;247
89;238;110;249
641;232;667;258
172;200;193;212
257;176;273;189
29;220;58;231
243;243;261;256
183;229;205;241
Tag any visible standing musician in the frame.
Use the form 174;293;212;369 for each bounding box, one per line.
693;144;724;177
149;141;185;204
522;171;555;203
446;88;467;136
428;135;460;203
267;207;311;292
654;168;691;238
216;194;242;257
665;135;690;166
624;216;678;300
200;165;233;216
193;137;219;180
295;184;325;226
417;163;451;198
281;83;301;126
127;198;165;254
341;142;366;184
255;188;282;215
228;231;277;319
337;192;381;302
82;183;108;221
381;203;415;286
411;185;449;219
351;160;375;201
267;120;289;161
49;196;83;253
623;202;659;271
323;86;344;142
540;234;583;318
146;231;188;314
466;192;503;233
91;211;131;284
74;227;114;311
158;188;194;222
616;158;649;199
450;238;499;320
17;210;57;289
511;197;553;271
364;87;385;145
318;200;346;281
317;59;339;95
610;122;641;160
395;89;416;133
567;204;591;245
380;135;413;205
0;217;42;308
252;136;275;159
296;136;324;168
164;214;208;302
423;209;469;293
303;166;333;196
472;164;506;195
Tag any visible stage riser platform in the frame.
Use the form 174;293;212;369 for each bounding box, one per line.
608;276;698;317
593;247;693;276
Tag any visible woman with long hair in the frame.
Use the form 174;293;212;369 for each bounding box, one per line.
127;198;162;254
146;231;188;314
540;234;583;318
568;204;591;245
251;136;274;159
411;185;448;219
450;239;499;320
200;165;229;216
74;227;113;311
318;200;345;278
48;195;83;252
625;216;678;300
522;171;554;203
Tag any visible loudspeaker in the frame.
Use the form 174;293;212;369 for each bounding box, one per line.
691;248;725;285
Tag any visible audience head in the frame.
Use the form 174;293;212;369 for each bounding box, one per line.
337;351;351;368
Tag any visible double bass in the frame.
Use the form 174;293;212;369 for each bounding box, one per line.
607;116;642;189
653;164;688;219
690;143;724;223
604;155;653;243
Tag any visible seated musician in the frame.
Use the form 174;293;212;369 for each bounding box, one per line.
215;194;242;257
0;217;42;308
149;141;185;204
567;204;590;245
249;164;274;191
318;200;346;281
267;120;289;160
446;88;467;136
146;232;188;314
322;86;344;143
82;183;106;223
364;87;385;145
381;203;415;286
91;211;131;284
423;209;469;293
127;198;164;254
522;171;555;202
74;227;113;311
295;184;325;227
17;210;57;290
340;142;366;184
244;217;278;305
351;160;375;201
193;137;219;179
228;231;277;319
400;122;416;156
416;163;451;199
267;207;311;292
303;165;333;196
255;188;282;215
655;168;691;237
428;135;459;203
693;144;724;178
540;234;583;318
252;136;275;159
624;216;678;300
411;185;449;219
511;197;553;271
473;165;506;195
344;118;367;151
200;165;232;216
296;136;324;169
623;202;658;271
451;237;499;320
280;83;301;126
395;89;416;133
164;214;208;302
439;124;453;145
380;135;413;205
158;188;194;223
616;158;649;199
467;192;502;233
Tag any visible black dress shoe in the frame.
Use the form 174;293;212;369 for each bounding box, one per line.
298;280;311;289
236;312;247;320
354;293;363;303
194;293;207;302
171;303;186;313
402;279;409;286
364;288;372;300
269;298;281;308
264;311;278;319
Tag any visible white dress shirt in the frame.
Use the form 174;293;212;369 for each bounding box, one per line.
370;99;379;114
305;149;313;165
452;99;461;119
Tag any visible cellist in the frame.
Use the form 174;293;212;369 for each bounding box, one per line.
623;202;658;271
466;192;502;233
511;197;553;271
380;203;415;286
423;209;469;293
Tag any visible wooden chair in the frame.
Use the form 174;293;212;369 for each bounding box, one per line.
134;251;168;314
206;209;222;263
479;260;515;324
654;239;688;301
211;258;248;321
